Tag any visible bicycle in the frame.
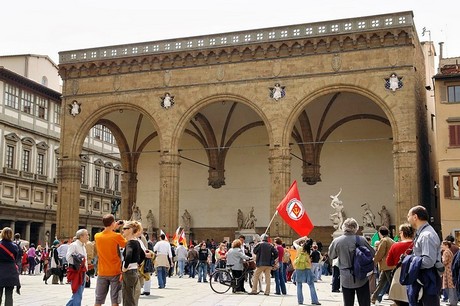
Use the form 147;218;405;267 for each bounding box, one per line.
209;262;255;294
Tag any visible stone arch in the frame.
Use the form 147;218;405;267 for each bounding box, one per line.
171;94;273;152
285;85;397;187
69;103;162;161
284;85;397;146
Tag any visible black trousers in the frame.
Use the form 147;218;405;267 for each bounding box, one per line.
342;281;371;306
332;266;340;291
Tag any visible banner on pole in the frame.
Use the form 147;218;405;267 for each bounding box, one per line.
276;180;314;236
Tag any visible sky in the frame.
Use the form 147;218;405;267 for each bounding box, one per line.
1;0;459;65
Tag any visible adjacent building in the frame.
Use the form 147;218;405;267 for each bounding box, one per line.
0;54;121;244
433;47;460;240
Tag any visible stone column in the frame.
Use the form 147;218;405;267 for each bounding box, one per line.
393;140;420;227
268;146;292;241
9;221;15;234
159;152;181;235
25;222;31;242
56;157;81;239
121;172;138;220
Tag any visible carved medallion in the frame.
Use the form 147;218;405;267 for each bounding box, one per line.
388;49;399;67
269;83;286;101
113;75;121;91
164;70;172;86
273;60;282;77
160;92;175;109
384;73;403;91
69;100;81;117
217;65;225;81
331;54;341;72
71;80;79;95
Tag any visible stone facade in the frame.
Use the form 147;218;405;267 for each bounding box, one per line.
57;12;434;241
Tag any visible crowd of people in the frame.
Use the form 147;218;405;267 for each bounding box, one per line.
329;205;459;306
0;205;459;306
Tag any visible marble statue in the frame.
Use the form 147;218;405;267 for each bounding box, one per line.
244;207;257;229
329;188;344;230
378;205;391;228
146;209;155;233
130;203;142;221
237;209;244;230
182;209;192;232
362;203;376;229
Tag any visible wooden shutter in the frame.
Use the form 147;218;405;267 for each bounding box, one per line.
444;175;452;198
449;125;460;147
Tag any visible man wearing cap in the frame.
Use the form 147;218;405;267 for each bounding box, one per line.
94;214;126;306
248;234;278;296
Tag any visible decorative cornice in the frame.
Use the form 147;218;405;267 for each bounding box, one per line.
58;11;415;79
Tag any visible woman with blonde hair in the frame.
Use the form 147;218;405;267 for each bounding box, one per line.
0;227;21;306
121;221;145;306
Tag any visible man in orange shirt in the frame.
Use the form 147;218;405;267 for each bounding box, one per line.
94;214;127;306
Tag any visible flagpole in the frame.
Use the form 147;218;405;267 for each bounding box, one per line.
264;210;279;235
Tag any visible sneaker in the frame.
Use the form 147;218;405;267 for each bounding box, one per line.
312;302;321;305
248;292;259;295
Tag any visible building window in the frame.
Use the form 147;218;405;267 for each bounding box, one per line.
93;125;103;140
105;171;110;189
37;153;45;175
4;84;19;109
93;201;101;210
102;126;114;143
36;96;48;119
54;103;61;124
449;125;460;147
22;149;30;172
81;165;86;184
79;198;86;209
95;169;101;187
448;86;460;103
114;174;119;191
5;145;15;169
21;91;34;114
444;174;460;199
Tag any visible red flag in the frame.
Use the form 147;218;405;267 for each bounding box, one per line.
276;181;314;236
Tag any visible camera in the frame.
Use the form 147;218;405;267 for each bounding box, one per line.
117;220;124;225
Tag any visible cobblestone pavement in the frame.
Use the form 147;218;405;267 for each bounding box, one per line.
14;273;398;306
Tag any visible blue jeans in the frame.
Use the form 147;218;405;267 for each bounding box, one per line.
197;262;207;282
312;262;321;280
188;261;197;278
297;269;319;304
177;260;185;276
66;272;85;306
274;264;287;294
156;266;167;288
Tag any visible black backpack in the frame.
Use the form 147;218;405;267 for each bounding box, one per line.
14;241;23;259
350;236;374;281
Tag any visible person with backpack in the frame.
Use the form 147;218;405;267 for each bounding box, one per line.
293;236;321;305
13;233;23;273
371;226;395;304
328;217;375;306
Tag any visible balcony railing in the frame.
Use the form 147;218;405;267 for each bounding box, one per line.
59;11;413;65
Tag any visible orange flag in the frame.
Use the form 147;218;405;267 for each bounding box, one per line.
179;230;187;247
276;181;314;236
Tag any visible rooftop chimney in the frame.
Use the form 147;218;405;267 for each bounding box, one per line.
438;42;444;73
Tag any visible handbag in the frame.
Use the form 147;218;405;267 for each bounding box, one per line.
143;258;154;273
243;260;256;270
